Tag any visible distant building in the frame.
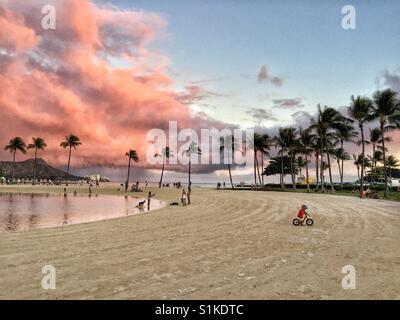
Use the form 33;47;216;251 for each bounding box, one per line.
297;175;316;185
83;174;110;182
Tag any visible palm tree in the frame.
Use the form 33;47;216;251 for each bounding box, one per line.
335;120;356;189
311;105;343;192
286;129;298;190
155;147;174;188
347;96;374;197
274;127;296;190
220;135;240;189
296;156;307;178
366;128;390;185
369;149;383;179
182;141;201;186
320;160;329;187
353;153;362;180
367;128;381;184
386;155;399;184
312;136;323;189
27;137;47;185
298;127;315;192
4;137;27;183
353;153;370;182
331;147;350;187
253;133;272;187
60;134;82;186
372;89;400;197
125;149;139;192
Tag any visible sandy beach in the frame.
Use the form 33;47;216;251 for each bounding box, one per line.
0;185;399;299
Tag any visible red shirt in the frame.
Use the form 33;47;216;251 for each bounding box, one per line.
297;208;306;219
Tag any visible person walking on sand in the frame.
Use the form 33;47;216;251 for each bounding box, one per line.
181;189;187;206
187;186;192;204
147;191;155;211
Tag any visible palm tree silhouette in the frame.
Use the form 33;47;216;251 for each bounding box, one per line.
386;155;399;184
286;129;299;190
250;133;271;188
60;134;81;186
155;147;174;188
366;128;390;185
371;89;400;197
298;127;315;192
312;135;323;189
220;135;241;189
274;127;296;190
347;95;374;197
353;154;361;181
335;120;356;189
352;153;370;182
125;150;139;192
4;137;26;183
331;147;350;188
27;137;47;185
182;142;201;187
311;105;343;193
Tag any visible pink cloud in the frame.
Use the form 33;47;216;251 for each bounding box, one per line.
0;0;227;169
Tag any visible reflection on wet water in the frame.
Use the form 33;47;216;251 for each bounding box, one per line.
0;193;164;232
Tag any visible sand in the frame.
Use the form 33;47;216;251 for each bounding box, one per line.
0;185;399;299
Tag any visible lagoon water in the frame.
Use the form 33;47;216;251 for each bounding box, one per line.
0;193;164;231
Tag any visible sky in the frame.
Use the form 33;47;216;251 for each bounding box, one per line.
0;0;399;183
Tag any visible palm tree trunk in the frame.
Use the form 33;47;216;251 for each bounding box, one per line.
381;123;388;198
32;147;38;185
280;149;284;190
228;163;234;189
253;150;257;189
159;158;165;188
327;151;334;193
340;162;344;190
290;155;296;190
372;144;376;185
256;156;262;186
325;134;334;193
125;157;131;192
327;152;335;193
66;146;72;186
360;125;365;197
315;153;319;188
261;153;264;186
340;140;344;190
305;154;310;193
320;154;325;192
11;151;16;184
188;159;191;187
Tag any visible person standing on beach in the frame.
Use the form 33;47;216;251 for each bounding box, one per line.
187;186;191;205
181;189;187;206
147;191;155;211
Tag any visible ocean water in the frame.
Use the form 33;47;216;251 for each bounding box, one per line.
0;193;164;231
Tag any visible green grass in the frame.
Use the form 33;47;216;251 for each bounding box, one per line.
264;186;400;202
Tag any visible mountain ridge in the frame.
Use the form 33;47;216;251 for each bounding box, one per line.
0;158;80;179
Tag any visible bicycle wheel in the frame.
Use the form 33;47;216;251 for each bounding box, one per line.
306;218;314;226
292;218;300;226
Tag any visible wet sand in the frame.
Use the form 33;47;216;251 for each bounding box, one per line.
0;185;399;299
